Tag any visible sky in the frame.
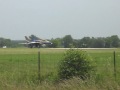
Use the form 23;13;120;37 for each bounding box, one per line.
0;0;120;40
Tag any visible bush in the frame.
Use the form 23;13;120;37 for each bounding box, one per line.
58;49;94;80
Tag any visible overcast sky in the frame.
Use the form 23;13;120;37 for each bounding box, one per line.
0;0;120;40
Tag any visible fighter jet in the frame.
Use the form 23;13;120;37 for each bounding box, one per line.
21;36;52;48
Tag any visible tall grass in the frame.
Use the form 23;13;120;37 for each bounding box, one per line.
0;77;120;90
0;48;120;90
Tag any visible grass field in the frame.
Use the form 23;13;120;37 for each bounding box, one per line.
0;48;120;90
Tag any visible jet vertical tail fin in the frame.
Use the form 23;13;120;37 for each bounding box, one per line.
25;36;31;42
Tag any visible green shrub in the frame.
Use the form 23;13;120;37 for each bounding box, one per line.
58;49;94;80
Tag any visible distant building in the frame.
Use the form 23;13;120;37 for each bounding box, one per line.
3;46;7;48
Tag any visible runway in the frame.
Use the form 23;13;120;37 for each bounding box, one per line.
48;48;118;50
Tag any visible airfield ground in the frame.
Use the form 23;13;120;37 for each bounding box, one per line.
0;48;120;90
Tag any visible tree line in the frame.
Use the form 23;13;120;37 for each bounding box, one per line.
51;35;120;48
0;37;25;48
0;38;11;48
0;35;120;48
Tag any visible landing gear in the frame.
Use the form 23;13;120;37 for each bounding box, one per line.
28;43;41;48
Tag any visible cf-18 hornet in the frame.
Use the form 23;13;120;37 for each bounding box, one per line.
21;36;52;48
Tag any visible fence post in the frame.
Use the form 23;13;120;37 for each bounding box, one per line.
113;51;116;80
38;51;40;81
